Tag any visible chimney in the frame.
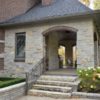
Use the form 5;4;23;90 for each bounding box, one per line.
42;0;53;6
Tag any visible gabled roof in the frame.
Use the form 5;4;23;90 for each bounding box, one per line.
0;0;93;26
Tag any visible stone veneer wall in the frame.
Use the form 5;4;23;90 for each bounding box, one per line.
4;17;95;75
0;82;26;100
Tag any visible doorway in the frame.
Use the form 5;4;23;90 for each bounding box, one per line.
43;26;77;71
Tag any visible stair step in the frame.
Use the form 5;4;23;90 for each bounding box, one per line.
28;89;71;99
39;75;78;82
36;80;79;87
33;84;72;93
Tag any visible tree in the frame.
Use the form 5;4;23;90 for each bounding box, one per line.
94;0;100;9
80;0;90;6
80;0;100;10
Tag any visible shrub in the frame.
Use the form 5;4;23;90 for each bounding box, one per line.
0;77;25;88
77;67;100;93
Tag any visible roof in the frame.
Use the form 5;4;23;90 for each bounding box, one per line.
0;0;93;26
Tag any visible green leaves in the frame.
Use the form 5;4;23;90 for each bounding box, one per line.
94;0;100;9
0;77;25;88
77;67;100;92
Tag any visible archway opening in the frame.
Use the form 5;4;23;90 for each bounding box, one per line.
43;26;77;71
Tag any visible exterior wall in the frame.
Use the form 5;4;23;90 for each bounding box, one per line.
4;17;95;75
5;27;43;75
0;29;4;70
77;19;94;69
0;82;26;100
0;0;38;22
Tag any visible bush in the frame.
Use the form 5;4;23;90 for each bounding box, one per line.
0;77;25;88
77;67;100;93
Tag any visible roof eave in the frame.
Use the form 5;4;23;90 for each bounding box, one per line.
0;10;100;28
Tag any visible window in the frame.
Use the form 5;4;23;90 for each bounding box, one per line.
15;32;26;61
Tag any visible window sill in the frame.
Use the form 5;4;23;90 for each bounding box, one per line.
14;58;25;62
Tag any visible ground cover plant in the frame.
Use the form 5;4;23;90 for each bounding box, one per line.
0;77;25;88
77;67;100;93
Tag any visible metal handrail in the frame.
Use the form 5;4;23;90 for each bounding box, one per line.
25;57;45;94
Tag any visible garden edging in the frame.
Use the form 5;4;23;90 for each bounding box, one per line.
0;82;26;100
72;92;100;99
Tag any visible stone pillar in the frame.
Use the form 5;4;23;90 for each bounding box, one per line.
48;33;59;70
77;24;94;69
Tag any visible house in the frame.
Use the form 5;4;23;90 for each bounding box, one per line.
0;0;100;76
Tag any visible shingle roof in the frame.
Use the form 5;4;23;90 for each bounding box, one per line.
0;0;93;26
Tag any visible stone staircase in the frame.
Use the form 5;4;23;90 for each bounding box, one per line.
28;74;80;99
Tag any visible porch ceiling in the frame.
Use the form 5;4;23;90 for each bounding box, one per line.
58;31;76;46
59;32;76;40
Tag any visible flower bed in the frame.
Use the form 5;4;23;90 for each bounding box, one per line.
77;67;100;93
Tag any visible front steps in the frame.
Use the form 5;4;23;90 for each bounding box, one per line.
28;75;79;99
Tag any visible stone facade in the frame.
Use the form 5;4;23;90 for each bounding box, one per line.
0;82;26;100
4;17;95;75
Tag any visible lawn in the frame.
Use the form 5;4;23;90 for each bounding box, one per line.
0;77;25;88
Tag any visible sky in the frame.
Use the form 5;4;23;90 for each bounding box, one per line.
89;0;94;9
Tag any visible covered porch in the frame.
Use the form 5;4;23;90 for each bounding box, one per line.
43;26;77;72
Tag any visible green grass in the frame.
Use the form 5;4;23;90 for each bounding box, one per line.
0;77;25;88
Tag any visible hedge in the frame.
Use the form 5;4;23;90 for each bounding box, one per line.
0;77;25;88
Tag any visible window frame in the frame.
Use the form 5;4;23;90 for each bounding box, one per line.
15;32;26;62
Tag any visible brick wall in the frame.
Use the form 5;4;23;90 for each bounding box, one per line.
0;58;4;70
0;0;39;22
0;29;5;40
0;44;4;53
0;29;4;70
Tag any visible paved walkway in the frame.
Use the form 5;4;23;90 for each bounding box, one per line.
16;96;99;100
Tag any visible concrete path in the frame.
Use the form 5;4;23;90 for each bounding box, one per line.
16;96;99;100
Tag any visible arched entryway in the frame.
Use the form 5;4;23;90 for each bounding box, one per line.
43;26;78;73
